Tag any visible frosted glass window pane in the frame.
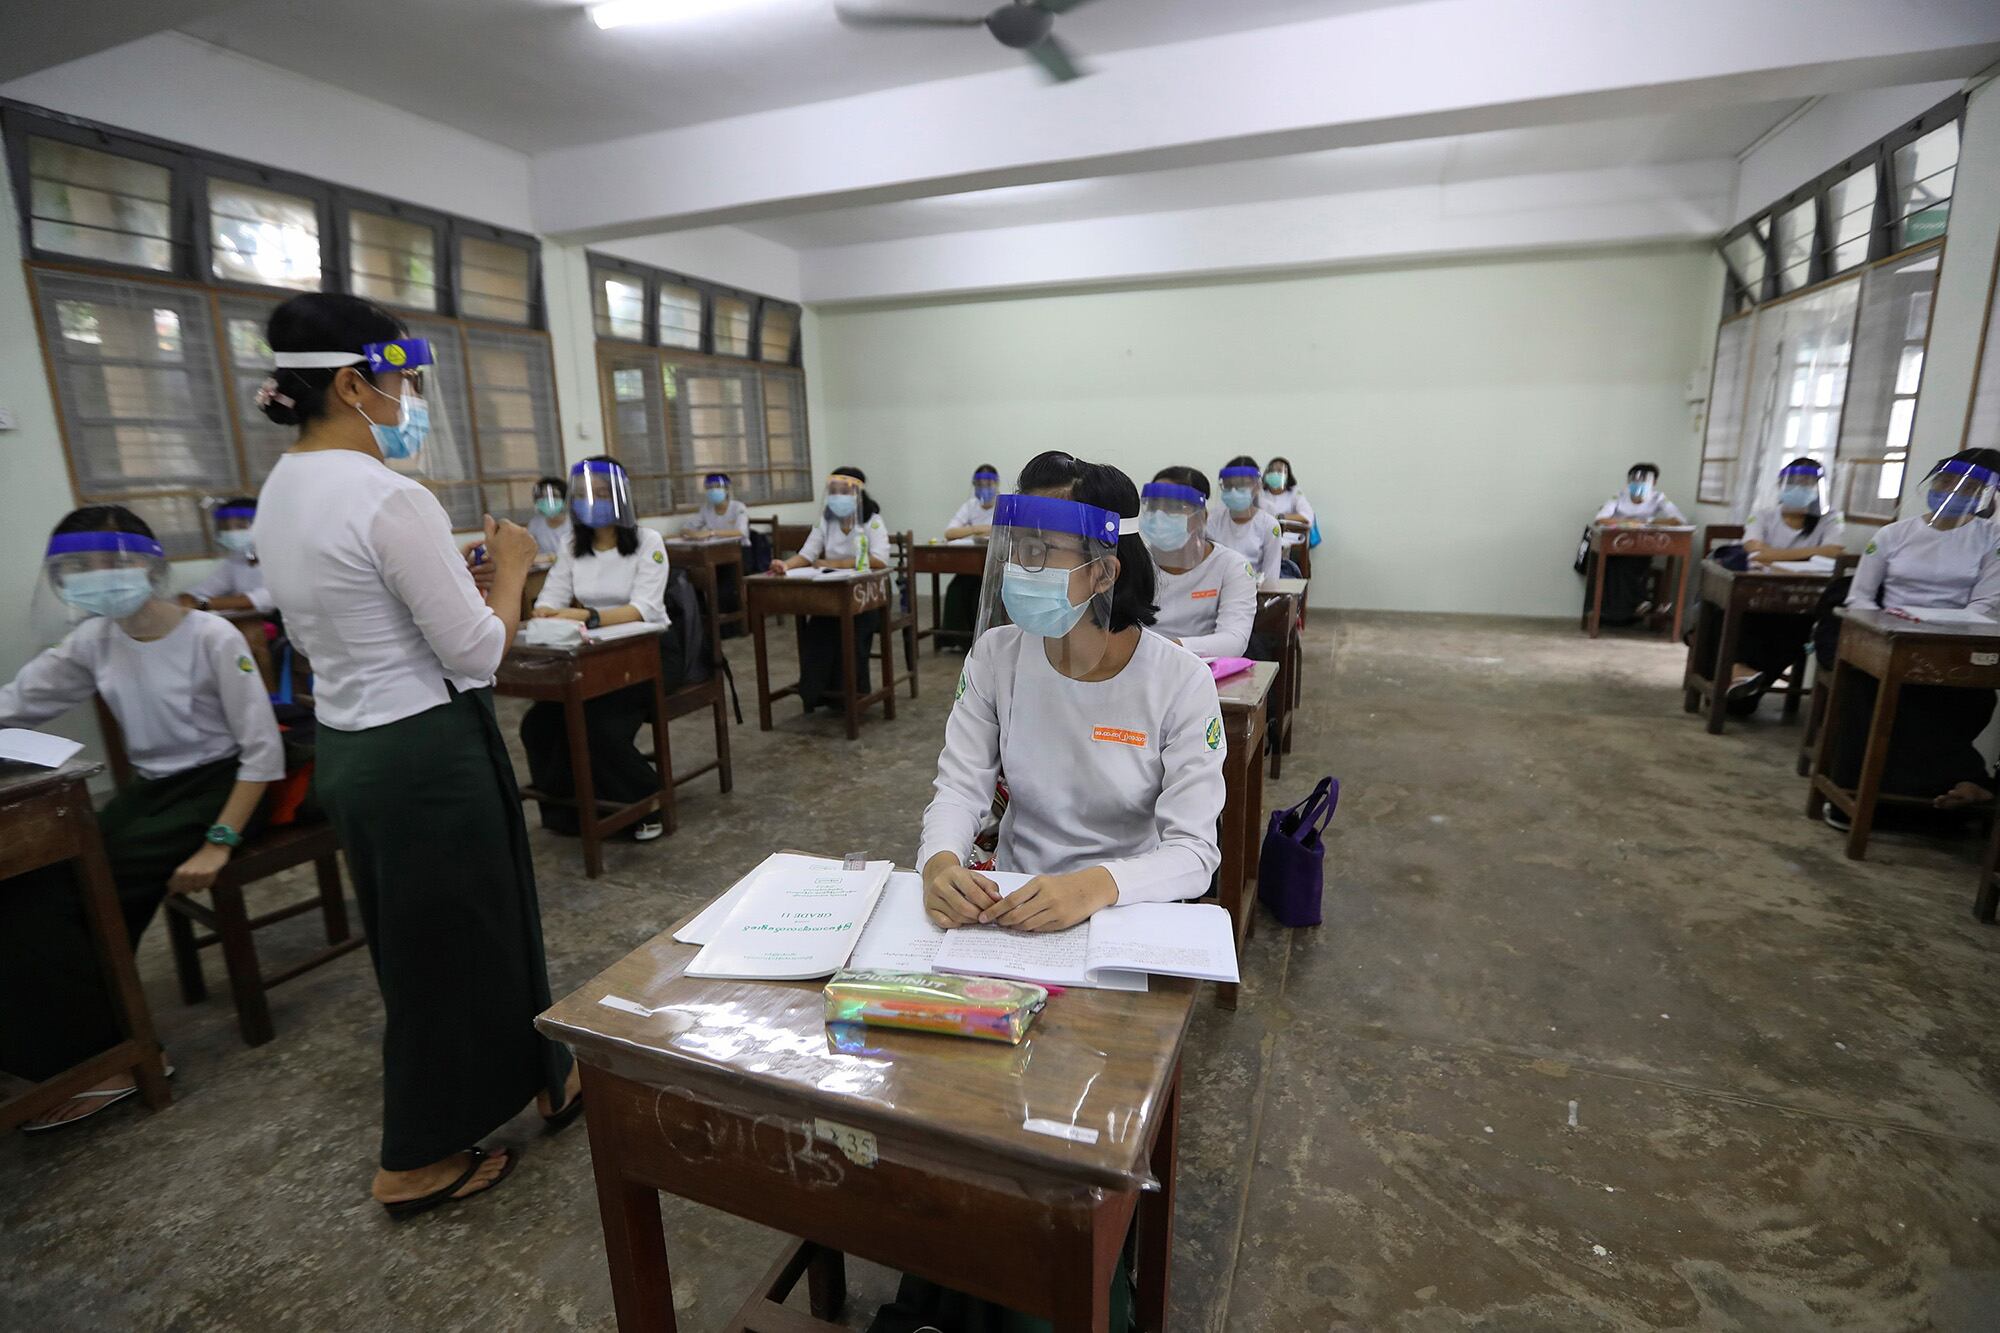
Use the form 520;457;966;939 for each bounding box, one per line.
349;210;438;311
28;138;175;271
209;179;321;290
459;236;533;324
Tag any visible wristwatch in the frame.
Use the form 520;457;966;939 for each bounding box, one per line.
194;596;211;611
584;608;602;630
205;823;243;848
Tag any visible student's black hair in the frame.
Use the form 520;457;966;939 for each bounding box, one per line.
1778;456;1823;475
534;474;568;499
829;465;881;523
1222;453;1260;474
1628;462;1662;480
570;455;640;559
1152;465;1212;500
261;293;406;430
1017;450;1156;631
53;504;155;541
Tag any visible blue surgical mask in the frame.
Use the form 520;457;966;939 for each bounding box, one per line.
1778;484;1818;510
216;529;254;554
1139;510;1193;551
974;484;997;504
360;383;429;461
1221;488;1255;513
572;497;620;528
59;567;154;620
825;492;858;519
1928;490;1979;521
535;495;565;519
1001;562;1090;638
1265;470;1286;489
706;487;729;505
1627;480;1652;501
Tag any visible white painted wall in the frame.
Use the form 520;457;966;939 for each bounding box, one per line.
808;244;1724;618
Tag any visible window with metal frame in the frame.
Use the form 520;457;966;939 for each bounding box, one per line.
1962;229;2000;469
1698;316;1755;505
349;208;441;312
759;305;798;363
1822;166;1877;276
600;345;675;516
457;234;535;325
1837;245;1941;521
1731;277;1861;519
1891;121;1957;248
463;324;566;524
593;265;648;341
25;135;177;272
595;344;812;512
658;282;702;350
1773;199;1816;294
712;296;753;357
206;176;323;292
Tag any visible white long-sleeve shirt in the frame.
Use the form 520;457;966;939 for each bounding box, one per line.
1847;517;2000;614
800;513;891;567
1258;488;1315;526
254;450;508;732
1150;543;1258;658
0;611;283;782
527;513;572;557
1206;508;1283;584
1595;489;1686;522
536;526;669;624
947;495;997;532
1744;507;1845;553
683;499;749;541
185;552;275;615
920;626;1225;906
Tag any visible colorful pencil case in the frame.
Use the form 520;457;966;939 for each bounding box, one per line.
824;970;1047;1045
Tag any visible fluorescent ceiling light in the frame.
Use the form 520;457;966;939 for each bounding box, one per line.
590;0;776;27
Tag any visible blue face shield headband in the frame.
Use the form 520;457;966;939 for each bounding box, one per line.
46;530;165;561
1926;459;1998;522
992;494;1133;639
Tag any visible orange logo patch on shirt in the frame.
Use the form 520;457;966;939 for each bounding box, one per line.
1091;726;1148;747
1190;588;1219;600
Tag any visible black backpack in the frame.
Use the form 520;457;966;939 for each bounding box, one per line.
660;567;711;690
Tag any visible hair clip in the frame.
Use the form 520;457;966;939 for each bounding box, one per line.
255;378;295;410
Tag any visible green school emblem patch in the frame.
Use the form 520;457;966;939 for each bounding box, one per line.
955;670;968;701
652;550;665;563
236;654;255;674
1864;541;1877;555
1245;562;1257;579
1205;717;1222;750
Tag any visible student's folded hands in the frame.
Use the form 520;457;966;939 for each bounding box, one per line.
978;869;1118;933
924;862;999;928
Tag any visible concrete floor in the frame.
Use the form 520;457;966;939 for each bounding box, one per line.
3;612;1998;1331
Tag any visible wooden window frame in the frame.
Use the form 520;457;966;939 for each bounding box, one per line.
343;190;453;317
583;248;802;367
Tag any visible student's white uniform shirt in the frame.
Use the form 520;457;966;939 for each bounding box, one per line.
684;499;749;542
1744;508;1845;552
0;611;283;782
536;526;670;624
800;513;891;566
255;450;507;733
1205;507;1283;583
1149;543;1258;659
920;626;1225;905
186;552;275;614
527;513;571;558
948;496;997;532
1848;516;2000;614
1595;490;1686;522
1258;488;1315;526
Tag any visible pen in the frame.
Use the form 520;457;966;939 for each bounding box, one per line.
1882;608;1921;622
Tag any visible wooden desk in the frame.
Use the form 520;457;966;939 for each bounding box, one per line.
1582;524;1695;641
911;540;987;654
665;537;747;641
745;572;898;740
1215;661;1277;1011
1806;609;2000;860
495;631;675;879
536;871;1193;1333
0;760;172;1131
1681;561;1834;734
1253;589;1301;779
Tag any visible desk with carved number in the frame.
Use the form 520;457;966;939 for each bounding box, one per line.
1214;661;1276;1011
1582;524;1695;641
745;571;898;740
494;629;674;879
537;864;1193;1333
1681;561;1836;734
1806;608;2000;861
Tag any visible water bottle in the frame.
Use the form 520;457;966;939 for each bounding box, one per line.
854;528;869;573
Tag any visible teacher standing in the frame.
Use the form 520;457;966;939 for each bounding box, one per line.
252;293;580;1218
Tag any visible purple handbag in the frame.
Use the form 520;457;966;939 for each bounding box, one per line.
1257;777;1339;927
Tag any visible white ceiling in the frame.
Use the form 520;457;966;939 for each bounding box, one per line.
739;99;1807;248
177;0;1393;152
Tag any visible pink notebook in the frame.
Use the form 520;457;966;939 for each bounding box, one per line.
1207;656;1254;682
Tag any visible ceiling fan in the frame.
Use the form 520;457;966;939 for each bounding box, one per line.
835;0;1102;83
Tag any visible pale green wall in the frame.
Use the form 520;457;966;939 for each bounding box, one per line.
810;245;1726;618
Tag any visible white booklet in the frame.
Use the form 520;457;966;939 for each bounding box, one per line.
1888;606;1996;625
848;871;1240;991
0;728;84;768
684;856;894;980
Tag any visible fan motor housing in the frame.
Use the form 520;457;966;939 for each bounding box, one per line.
987;4;1055;48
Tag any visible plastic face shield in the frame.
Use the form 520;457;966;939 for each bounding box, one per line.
272;338;437;477
975;493;1129;676
570;459;636;529
35;529;170;638
1922;458;1997;527
1139;481;1207;566
1217;465;1260;513
824;474;864;522
1773;461;1827;514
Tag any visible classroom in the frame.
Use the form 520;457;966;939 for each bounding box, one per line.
2;2;1999;1329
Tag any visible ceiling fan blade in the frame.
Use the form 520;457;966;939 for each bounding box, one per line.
835;6;987;28
1033;0;1104;13
1023;33;1086;82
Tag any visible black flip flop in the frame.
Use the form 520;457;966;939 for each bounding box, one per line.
379;1146;517;1221
542;1089;585;1136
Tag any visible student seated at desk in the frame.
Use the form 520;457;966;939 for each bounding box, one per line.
0;506;282;1132
527;474;572;558
768;467;892;712
682;471;748;542
1729;458;1847;707
177;496;274;614
1822;450;2000;829
1207;455;1283;584
521;456;670;843
941;462;1000;638
1259;455;1314;576
1141;466;1256;658
1588;461;1687;627
920;451;1225;932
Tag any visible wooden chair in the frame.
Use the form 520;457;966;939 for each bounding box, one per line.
1701;523;1745;556
1250;592;1301;779
645;571;735;798
94;700;362;1047
885;530;919;699
1792;554;1862;770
